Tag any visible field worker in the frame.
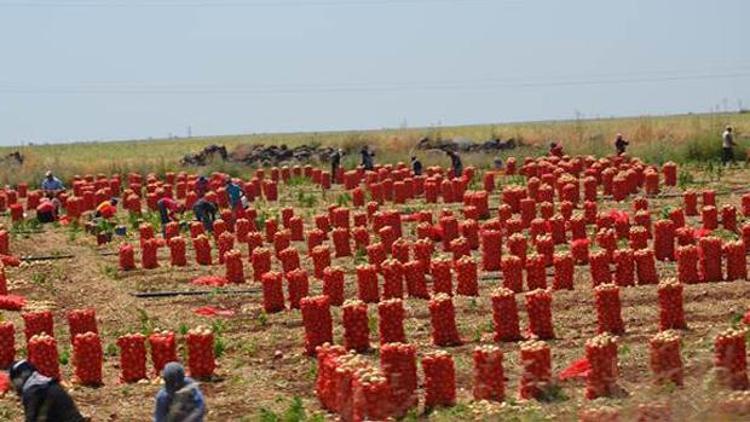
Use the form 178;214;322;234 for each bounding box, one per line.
192;197;218;232
36;198;57;224
615;133;629;156
9;360;85;422
330;149;343;183
549;142;564;158
445;149;463;178
41;171;65;196
411;155;423;176
94;198;118;219
493;156;504;170
195;176;209;198
722;125;737;166
157;197;185;233
154;362;206;422
360;146;375;171
225;177;244;213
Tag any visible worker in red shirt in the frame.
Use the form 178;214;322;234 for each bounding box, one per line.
549;142;564;157
157;196;185;234
94;198;118;219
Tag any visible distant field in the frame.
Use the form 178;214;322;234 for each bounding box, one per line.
1;112;748;186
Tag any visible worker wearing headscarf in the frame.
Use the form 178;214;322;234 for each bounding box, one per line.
445;149;463;178
192;197;218;232
360;146;375;171
330;149;343;183
615;133;629;156
10;360;85;422
410;155;423;176
154;362;206;422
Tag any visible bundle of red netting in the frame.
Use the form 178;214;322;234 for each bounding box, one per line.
28;333;60;380
117;333;147;383
378;298;406;345
649;330;683;386
72;331;103;385
148;330;177;377
714;328;749;390
585;333;619;399
472;345;505;402
518;340;551;400
187;326;215;379
657;278;687;330
422;350;456;409
342;300;370;352
301;295;333;355
428;293;462;346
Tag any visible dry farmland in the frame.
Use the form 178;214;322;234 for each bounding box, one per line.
2;116;750;421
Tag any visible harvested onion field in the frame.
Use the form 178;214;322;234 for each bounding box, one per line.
2;153;750;421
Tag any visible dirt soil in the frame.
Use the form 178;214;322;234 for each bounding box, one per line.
2;168;750;421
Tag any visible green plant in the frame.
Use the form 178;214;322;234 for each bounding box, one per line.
537;384;569;402
336;192;351;207
240;340;258;357
137;308;155;335
353;247;367;265
59;348;70;365
102;265;118;280
296;190;318;208
258;396;311;422
307;361;317;381
257;311;269;327
214;335;227;359
677;169;696;189
31;273;48;286
105;342;118;357
67;221;82;242
286;176;309;187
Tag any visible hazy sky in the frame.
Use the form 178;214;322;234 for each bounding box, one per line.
0;0;748;146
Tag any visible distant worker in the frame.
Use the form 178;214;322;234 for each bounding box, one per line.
157;197;185;233
445;149;463;178
195;176;209;198
722;125;737;166
493;156;504;170
615;133;629;156
549;142;564;158
330;149;343;183
41;171;65;197
154;362;206;422
192;197;218;232
10;360;85;422
360;146;375;171
411;155;423;176
36;198;57;224
94;198;118;219
224;177;244;212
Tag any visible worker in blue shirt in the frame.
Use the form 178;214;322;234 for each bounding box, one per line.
225;177;244;210
154;362;206;422
41;171;65;195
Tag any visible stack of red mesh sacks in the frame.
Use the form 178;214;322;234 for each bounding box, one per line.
117;333;147;383
187;326;215;378
585;333;619;399
314;345;393;421
149;330;177;377
73;332;103;385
